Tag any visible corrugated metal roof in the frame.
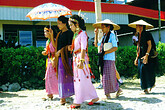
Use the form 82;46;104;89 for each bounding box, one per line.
0;6;128;24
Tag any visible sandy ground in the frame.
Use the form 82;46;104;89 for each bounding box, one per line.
0;76;165;110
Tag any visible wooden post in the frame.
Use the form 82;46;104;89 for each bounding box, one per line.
94;0;103;48
158;0;161;42
94;0;103;79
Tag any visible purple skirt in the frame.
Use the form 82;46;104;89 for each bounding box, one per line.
58;57;74;98
102;60;119;95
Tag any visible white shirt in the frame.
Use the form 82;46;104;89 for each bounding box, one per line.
132;35;138;43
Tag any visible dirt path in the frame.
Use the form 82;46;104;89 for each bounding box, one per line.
0;76;165;110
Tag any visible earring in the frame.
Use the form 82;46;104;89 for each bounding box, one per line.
76;27;80;32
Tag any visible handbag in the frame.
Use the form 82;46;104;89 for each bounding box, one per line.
96;52;104;75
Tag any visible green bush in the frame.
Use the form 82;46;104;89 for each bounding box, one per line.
0;42;164;87
88;46;99;80
88;46;138;79
0;46;46;88
156;42;165;75
88;42;165;80
115;46;138;78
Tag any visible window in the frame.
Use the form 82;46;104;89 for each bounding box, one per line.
3;24;48;47
19;31;33;46
36;27;47;47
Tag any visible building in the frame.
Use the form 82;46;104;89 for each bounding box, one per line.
0;0;165;47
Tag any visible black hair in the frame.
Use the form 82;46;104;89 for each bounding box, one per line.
69;14;86;31
44;25;59;38
103;24;114;31
143;25;146;31
58;15;70;29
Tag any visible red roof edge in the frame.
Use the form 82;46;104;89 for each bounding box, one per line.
0;0;165;21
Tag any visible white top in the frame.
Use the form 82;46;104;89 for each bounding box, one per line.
132;35;138;42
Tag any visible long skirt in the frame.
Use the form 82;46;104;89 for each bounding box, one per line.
138;58;156;90
58;57;74;98
102;60;119;95
45;59;58;95
73;54;98;104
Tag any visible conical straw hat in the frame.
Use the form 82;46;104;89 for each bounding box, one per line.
93;19;120;30
128;19;154;29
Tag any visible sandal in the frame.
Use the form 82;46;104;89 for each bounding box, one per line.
140;89;149;95
88;97;100;105
144;89;149;94
116;88;123;98
47;94;53;100
88;102;100;105
60;98;66;105
105;94;111;99
70;104;81;109
42;97;53;101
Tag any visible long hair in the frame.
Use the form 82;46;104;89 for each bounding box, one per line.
69;14;86;31
44;25;59;38
58;15;70;29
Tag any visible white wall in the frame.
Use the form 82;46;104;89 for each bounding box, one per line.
118;29;165;47
0;20;57;26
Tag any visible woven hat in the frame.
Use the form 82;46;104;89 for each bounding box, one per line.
93;19;120;30
128;19;154;29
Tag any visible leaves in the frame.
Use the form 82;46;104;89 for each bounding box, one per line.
0;46;46;87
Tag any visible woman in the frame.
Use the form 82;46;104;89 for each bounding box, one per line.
128;19;156;94
68;15;99;109
132;31;138;46
42;26;58;99
93;19;122;99
53;16;74;105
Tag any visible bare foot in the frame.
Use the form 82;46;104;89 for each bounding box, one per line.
116;88;123;98
47;94;53;100
70;103;81;109
149;85;156;91
91;97;99;103
106;94;111;99
140;89;149;95
60;98;66;105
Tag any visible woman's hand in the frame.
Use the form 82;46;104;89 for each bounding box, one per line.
68;45;72;51
94;28;98;34
51;58;55;68
77;61;84;69
141;55;148;64
55;50;60;57
42;51;47;56
134;57;138;66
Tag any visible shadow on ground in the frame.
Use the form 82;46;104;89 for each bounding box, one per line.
113;96;162;104
0;100;4;104
80;101;124;110
0;92;27;98
120;81;141;91
149;92;165;95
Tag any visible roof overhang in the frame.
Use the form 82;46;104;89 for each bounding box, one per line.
0;0;165;21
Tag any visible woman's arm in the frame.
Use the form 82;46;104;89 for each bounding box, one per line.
104;47;118;55
146;40;152;55
77;49;86;69
94;28;98;47
141;40;152;64
104;33;118;55
49;29;56;48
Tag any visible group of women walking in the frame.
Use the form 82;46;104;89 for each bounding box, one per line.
42;13;157;109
